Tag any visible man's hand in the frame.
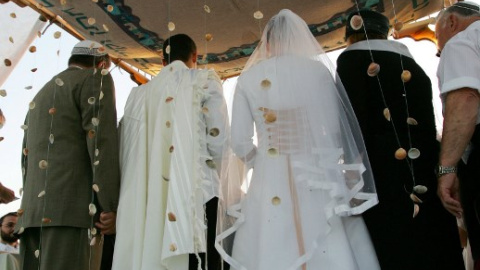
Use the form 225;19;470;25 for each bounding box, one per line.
437;173;463;218
95;211;116;235
0;183;16;204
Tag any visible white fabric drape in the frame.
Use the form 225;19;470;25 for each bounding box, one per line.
0;2;46;87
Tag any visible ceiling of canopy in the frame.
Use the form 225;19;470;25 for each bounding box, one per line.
6;0;445;79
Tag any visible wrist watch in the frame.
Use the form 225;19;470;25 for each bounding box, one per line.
436;165;457;178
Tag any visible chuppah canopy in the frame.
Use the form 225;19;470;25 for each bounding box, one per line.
2;0;445;79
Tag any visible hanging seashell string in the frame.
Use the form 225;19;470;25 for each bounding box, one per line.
352;0;424;216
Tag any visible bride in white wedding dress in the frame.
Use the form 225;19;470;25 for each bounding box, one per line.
216;9;380;270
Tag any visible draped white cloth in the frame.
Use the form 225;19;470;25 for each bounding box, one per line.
113;60;228;270
0;2;46;88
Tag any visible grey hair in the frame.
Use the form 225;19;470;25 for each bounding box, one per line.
444;1;480;18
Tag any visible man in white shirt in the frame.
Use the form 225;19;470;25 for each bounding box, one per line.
0;213;18;254
435;1;480;267
112;34;228;270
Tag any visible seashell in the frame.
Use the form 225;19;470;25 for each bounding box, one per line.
99;91;104;100
350;15;363;30
267;147;279;157
272;196;281;205
55;78;64;86
29;101;36;110
92;0;98;3
0;89;7;97
205;33;213;42
107;5;114;12
407;117;418;125
261;79;271;89
9;36;14;43
49;134;54;144
23;148;29;156
60;0;67;5
37;31;41;38
31;68;37;72
17;209;24;216
4;59;12;67
34;249;40;258
383;108;391;121
89;203;97;216
39;160;48;169
413;185;428;194
25;86;33;90
165;45;171;54
92;184;100;192
95;148;99;156
413;203;420;218
169;145;174;153
49;107;56;115
264;111;277;123
88;17;96;25
18;227;24;234
101;69;109;76
209;128;220;137
394;21;404;31
170;243;177;252
29;46;37;53
410;193;423;203
254;10;264;20
202;107;209;114
103;24;109;32
88;97;96;105
88;129;96;139
401;70;411;82
204;5;211;13
206;159;216;169
91;117;100;126
93;160;99;166
165;97;174;103
408;148;420;159
394;148;407;160
10;13;16;18
91;227;97;235
367;62;380;77
38;190;46;197
166;121;171;128
167;212;176;222
168;22;175;32
21;124;28;130
42;217;51;224
162;175;170;181
53;31;61;39
90;237;96;246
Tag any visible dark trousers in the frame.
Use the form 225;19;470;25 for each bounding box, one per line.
189;197;221;270
460;128;480;263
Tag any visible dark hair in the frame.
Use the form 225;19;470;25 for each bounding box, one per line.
162;34;197;65
68;54;110;68
446;2;480;17
0;212;17;225
346;32;387;44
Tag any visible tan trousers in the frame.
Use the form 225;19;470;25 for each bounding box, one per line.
19;227;102;270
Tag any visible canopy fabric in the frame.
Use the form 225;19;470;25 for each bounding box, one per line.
0;1;46;87
20;0;443;78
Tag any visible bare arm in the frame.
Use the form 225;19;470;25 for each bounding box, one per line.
438;87;480;217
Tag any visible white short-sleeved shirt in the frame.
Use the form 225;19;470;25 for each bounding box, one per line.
437;20;480;123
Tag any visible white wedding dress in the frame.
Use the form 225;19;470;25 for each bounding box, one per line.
216;54;380;270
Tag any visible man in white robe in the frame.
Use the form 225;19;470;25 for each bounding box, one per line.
112;34;228;270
